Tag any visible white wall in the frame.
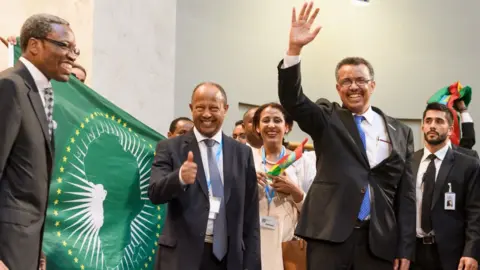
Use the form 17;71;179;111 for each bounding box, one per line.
92;0;177;135
174;0;480;151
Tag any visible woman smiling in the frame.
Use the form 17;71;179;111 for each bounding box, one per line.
252;102;315;270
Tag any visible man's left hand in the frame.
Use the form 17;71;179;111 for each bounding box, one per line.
393;258;410;270
458;257;478;270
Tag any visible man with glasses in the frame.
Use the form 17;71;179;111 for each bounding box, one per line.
0;13;78;269
277;3;415;269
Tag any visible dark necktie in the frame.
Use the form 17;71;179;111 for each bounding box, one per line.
43;87;54;139
204;139;227;261
421;154;437;234
354;115;370;220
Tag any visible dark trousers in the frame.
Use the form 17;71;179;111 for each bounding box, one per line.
200;242;227;270
411;238;442;270
306;221;392;270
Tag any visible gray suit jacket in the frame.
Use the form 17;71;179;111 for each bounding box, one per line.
0;62;54;269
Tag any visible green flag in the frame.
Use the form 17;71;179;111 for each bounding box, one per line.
11;42;167;269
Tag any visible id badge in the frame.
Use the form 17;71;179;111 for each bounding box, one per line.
444;183;455;211
209;196;221;214
260;216;277;230
444;193;455;210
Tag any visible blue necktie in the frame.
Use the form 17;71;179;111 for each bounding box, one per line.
354;115;370;220
204;139;227;260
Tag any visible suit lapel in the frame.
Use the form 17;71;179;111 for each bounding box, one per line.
222;134;234;205
183;132;209;200
412;150;423;180
16;62;53;157
337;108;368;164
432;148;454;208
380;111;401;157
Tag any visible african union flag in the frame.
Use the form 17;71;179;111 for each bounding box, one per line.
9;40;167;269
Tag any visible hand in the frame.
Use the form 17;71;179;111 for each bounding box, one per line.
458;257;478;270
288;1;322;55
180;151;197;184
454;99;467;112
393;258;410;270
6;36;16;45
0;260;8;270
270;172;303;203
39;251;46;270
256;172;268;187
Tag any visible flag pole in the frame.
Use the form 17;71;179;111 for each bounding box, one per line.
0;36;14;68
7;43;14;67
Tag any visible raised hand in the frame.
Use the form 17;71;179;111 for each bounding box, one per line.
180;151;197;184
288;1;322;55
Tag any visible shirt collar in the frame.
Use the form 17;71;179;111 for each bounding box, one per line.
353;106;374;125
422;143;449;162
193;127;223;145
447;140;452;148
19;57;52;90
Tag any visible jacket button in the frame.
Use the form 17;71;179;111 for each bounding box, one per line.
200;232;205;237
361;187;366;194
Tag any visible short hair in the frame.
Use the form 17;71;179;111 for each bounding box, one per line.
191;82;228;105
252;102;294;135
243;107;258;119
72;62;87;78
169;117;192;133
20;14;70;52
234;120;244;127
423;102;454;126
335;57;375;81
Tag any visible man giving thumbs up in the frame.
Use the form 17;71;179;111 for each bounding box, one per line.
148;82;260;270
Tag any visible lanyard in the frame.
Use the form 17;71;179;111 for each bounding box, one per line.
261;146;286;205
206;141;223;195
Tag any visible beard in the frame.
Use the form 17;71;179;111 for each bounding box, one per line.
424;131;448;145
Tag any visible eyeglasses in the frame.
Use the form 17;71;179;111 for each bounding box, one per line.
339;78;371;88
38;37;80;56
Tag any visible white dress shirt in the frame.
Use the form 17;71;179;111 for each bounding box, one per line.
19;57;52;109
179;127;224;238
415;143;449;237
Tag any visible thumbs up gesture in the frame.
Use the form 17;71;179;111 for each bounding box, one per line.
180;151;197;184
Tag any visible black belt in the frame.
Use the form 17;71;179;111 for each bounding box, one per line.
417;235;435;245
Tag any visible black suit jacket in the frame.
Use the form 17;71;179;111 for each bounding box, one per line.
148;131;261;270
412;148;480;269
453;144;479;159
278;61;416;261
460;122;476;149
0;62;54;269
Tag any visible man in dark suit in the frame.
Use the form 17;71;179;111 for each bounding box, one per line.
149;82;261;270
0;14;78;269
277;3;415;269
412;102;480;270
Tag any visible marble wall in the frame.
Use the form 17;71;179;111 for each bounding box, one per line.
92;0;176;134
0;0;177;136
0;0;93;85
